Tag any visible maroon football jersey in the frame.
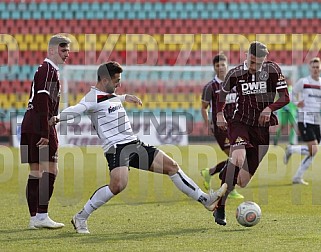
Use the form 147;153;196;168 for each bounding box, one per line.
219;61;288;127
21;58;61;137
202;76;237;125
210;77;236;123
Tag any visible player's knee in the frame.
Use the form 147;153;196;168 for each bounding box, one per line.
237;171;251;188
109;180;127;195
48;162;58;175
163;161;179;176
237;179;249;188
29;170;42;178
311;148;318;156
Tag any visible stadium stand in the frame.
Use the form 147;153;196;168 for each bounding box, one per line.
0;1;318;142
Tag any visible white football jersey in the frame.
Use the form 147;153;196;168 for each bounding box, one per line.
293;76;321;124
59;87;137;152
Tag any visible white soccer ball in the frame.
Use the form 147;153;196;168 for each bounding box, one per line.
236;201;261;227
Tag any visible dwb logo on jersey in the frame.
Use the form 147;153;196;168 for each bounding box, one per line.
108;104;122;113
241;81;267;95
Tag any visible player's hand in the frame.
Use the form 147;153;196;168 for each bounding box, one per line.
297;100;304;108
208;121;215;135
48;116;59;126
125;95;143;106
258;107;272;126
36;137;49;148
217;112;227;130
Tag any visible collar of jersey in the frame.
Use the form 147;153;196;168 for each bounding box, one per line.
243;61;263;72
214;75;223;83
44;58;59;70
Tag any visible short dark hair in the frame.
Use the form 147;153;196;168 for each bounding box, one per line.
212;53;227;65
97;61;123;82
48;34;71;48
248;41;269;58
310;57;320;64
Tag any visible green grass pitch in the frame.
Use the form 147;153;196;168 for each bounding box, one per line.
1;144;321;251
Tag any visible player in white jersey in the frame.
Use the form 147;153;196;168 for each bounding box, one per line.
50;61;227;234
284;57;321;185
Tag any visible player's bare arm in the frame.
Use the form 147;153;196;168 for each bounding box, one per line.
124;94;143;106
258;107;272;126
216;112;227;130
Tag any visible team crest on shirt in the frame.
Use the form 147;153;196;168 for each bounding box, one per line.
259;71;269;81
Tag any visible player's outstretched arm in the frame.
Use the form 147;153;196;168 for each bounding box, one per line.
124;94;143;106
51;103;88;126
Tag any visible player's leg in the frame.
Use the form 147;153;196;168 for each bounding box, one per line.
20;133;41;226
201;160;227;190
214;148;245;225
149;149;227;211
292;124;320;185
284;122;309;164
72;143;132;234
72;166;128;234
26;163;41;229
292;140;318;185
76;166;128;219
215;127;269;225
33;133;64;229
21;133;63;229
38;161;57;217
34;160;64;229
213;121;248;225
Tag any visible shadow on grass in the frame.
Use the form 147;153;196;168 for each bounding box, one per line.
74;226;250;243
0;225;250;244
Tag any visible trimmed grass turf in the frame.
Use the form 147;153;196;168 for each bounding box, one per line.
0;145;321;251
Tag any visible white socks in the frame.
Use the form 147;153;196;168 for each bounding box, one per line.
77;170;208;220
77;185;114;220
170;169;208;204
36;213;48;221
293;155;313;179
287;145;310;156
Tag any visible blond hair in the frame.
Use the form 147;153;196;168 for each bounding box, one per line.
48;34;71;47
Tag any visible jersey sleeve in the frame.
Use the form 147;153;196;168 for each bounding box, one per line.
34;64;51;138
201;83;213;103
268;63;290;111
217;69;236;112
58;91;96;121
221;68;236;93
34;63;52;95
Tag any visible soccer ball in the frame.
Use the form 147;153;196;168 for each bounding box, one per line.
236;201;261;227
